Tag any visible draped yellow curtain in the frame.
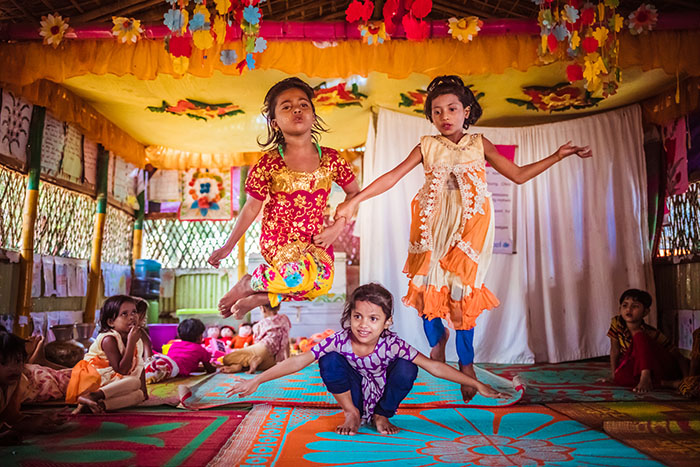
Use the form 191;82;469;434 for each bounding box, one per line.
144;146;261;170
2;31;699;88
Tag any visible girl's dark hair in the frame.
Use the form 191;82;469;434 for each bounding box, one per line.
0;325;27;365
424;75;482;129
257;77;328;151
99;295;136;333
340;283;394;331
619;289;652;309
178;318;206;343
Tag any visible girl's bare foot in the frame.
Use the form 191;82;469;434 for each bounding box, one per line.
218;275;254;317
231;293;270;320
429;328;450;363
336;409;361;436
76;394;105;414
373;414;400;434
247;356;262;374
459;363;478;401
221;364;244;373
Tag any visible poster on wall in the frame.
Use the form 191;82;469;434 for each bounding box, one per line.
53;257;68;297
179;168;233;221
42;256;56;296
149;170;181;202
60;124;83;183
0;89;33;164
31;255;42;298
112;156;130;203
40;113;65;176
486;144;517;254
83;138;98;186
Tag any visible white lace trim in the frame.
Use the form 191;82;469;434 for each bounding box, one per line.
456;240;480;263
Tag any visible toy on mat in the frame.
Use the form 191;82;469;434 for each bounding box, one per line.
230;322;254;349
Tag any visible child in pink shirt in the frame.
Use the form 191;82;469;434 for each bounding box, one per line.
144;319;215;384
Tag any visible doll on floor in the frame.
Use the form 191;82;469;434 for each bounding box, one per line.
231;323;254;349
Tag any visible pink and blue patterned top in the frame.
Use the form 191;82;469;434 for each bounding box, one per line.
311;329;418;423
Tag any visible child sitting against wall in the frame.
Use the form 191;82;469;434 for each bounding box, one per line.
1;325;68;445
144;318;216;384
606;288;688;393
221;304;291;374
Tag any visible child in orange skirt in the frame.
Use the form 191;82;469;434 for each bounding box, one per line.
336;75;592;400
66;295;147;413
208;77;359;318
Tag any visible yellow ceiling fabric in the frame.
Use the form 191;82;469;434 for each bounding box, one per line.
1;31;699;87
145;146;261;170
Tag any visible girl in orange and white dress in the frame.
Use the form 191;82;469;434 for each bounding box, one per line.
335;75;592;400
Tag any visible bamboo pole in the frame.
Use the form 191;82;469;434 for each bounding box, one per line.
132;179;145;263
84;147;109;323
14;107;45;337
237;166;249;279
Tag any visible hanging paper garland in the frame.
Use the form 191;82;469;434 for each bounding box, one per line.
447;16;483;42
345;0;433;43
628;4;658;35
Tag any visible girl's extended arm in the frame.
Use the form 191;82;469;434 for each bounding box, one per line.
102;326;140;375
335;145;422;221
413;354;506;398
208;196;264;268
483;137;592;185
313;179;361;249
609;337;620;379
226;351;316;397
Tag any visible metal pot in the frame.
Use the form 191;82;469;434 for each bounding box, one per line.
45;324;85;367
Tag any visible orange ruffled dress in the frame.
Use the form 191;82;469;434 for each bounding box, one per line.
402;133;500;331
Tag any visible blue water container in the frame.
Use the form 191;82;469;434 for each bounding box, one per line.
134;259;161;280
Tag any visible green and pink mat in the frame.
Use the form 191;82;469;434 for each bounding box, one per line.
208;404;665;466
0;410;246;466
178;364;525;410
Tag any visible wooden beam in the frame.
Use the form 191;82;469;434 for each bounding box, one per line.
92;0;164;23
72;0;148;23
8;0;36;23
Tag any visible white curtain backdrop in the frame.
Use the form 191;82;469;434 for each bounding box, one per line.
359;106;653;363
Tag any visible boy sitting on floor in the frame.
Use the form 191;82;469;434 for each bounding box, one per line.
221;304;291;374
606;288;687;393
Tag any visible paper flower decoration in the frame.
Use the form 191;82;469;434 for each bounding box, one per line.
570;30;581;50
563;5;579;23
566;63;584;82
359;22;389;45
402;14;429;41
168;35;192;57
39;13;70;48
243;5;261;25
192;29;214;50
553;24;569;41
213;16;226;44
447;17;483;42
111;16;143;44
253;37;267;53
246;53;256;70
539;9;555;29
609;13;624;33
216;0;232;15
410;0;432;19
628;4;658;35
580;7;595;26
220;49;238;66
581;36;599;54
604;0;619;7
164;9;187;33
171;55;190;74
345;0;374;23
189;12;206;31
592;26;609;45
583;53;607;91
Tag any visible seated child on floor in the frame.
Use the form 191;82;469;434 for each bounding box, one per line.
221;304;291;374
227;284;505;436
607;288;688;393
66;295;149;413
1;326;68;445
144;318;216;384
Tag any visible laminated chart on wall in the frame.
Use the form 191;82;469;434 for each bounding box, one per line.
60;124;83;183
40;113;65;176
0;89;33;164
179;168;233;221
487;144;517;254
82;137;98;187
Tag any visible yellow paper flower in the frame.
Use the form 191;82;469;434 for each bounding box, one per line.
447;16;483;42
592;26;609;45
171;55;190;74
570;31;581;49
111;16;144;44
583;53;608;92
193;4;211;23
359;22;389;45
213;16;227;45
611;14;624;33
193;29;214;50
598;3;606;22
215;0;232;16
39;13;70;48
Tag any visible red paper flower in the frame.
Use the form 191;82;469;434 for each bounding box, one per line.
403;14;429;41
580;7;595;26
581;36;599;53
383;0;400;34
566;63;584;82
547;33;558;53
410;0;433;19
346;0;374;23
568;0;582;9
168;35;192;57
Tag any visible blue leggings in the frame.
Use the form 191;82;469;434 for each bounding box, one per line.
423;317;475;365
318;352;418;418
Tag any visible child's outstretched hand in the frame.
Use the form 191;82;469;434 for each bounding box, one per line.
476;382;509;399
208;245;233;269
225;376;259;398
313;220;345;249
555;141;593;160
334;200;356;223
